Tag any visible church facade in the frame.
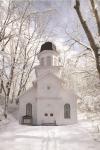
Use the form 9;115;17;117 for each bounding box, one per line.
19;42;77;125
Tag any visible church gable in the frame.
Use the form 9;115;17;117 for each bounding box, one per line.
37;73;62;98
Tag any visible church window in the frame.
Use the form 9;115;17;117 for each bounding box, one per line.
50;113;53;117
26;103;32;116
47;56;51;66
64;104;70;119
44;113;48;116
41;57;44;66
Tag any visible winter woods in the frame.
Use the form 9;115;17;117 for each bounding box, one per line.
74;0;100;78
0;0;54;117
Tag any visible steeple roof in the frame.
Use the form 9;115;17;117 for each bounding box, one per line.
40;42;57;52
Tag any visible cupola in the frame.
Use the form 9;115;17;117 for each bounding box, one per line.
38;42;59;67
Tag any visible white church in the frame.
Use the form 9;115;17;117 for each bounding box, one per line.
19;42;77;126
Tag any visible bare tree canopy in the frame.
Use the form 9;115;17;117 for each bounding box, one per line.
0;0;55;117
74;0;100;78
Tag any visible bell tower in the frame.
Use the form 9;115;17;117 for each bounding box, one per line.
35;42;62;79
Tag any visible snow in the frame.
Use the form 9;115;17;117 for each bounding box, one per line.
0;119;100;150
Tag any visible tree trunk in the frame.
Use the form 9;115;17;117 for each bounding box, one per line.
74;0;100;78
4;96;8;118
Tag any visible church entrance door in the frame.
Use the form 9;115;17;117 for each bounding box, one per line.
43;113;56;125
43;108;56;125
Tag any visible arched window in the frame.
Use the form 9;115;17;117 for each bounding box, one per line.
47;56;51;66
40;57;44;66
26;103;32;116
64;104;70;119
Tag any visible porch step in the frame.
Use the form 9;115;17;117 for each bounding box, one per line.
42;122;56;126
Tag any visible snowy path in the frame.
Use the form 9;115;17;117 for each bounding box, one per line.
0;121;100;150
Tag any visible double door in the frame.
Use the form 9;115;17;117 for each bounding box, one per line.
43;107;55;125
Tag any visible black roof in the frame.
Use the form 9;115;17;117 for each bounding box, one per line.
40;42;56;52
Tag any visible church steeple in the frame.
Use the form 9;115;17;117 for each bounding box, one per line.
35;42;62;79
38;42;59;67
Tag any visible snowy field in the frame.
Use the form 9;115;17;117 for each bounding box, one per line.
0;119;100;150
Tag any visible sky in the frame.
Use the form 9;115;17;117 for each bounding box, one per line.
1;0;99;57
28;0;97;53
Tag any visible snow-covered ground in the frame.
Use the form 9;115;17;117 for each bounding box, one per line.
0;119;100;150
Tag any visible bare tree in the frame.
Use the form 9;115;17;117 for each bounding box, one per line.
74;0;100;78
0;0;55;117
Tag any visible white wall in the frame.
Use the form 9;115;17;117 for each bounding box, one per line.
58;90;77;125
36;74;77;125
19;87;37;125
36;92;77;125
19;87;77;125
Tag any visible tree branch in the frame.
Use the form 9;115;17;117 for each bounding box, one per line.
90;0;100;36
